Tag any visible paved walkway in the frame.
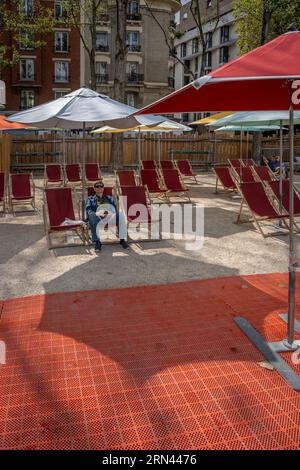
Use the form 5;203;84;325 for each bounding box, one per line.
0;273;299;450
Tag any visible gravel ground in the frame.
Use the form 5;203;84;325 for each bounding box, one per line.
1;172;299;299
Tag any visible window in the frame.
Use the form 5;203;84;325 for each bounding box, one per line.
54;90;68;99
220;25;229;44
96;32;109;52
195;57;198;73
207;0;212;7
126;62;141;82
54;61;69;82
192;38;198;54
19;30;34;50
96;62;108;83
180;43;186;58
54;1;67;19
126;31;140;52
204;51;212;68
20;0;34;16
55;31;69;52
20;90;34;109
20;59;34;80
206;32;212;49
182;113;189;122
126;92;137;107
219;46;229;64
127;1;140;17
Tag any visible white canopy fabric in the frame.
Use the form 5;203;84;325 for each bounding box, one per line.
209;111;300;128
6;87;165;129
92;121;192;134
215;125;284;132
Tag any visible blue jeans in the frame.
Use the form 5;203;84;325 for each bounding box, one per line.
87;211;127;242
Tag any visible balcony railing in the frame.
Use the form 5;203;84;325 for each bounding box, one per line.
127;13;142;21
127;73;144;83
127;44;141;52
168;76;175;87
96;45;109;52
98;14;109;22
96;73;109;84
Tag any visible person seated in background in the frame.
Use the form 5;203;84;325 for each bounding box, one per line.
267;155;281;173
85;181;129;253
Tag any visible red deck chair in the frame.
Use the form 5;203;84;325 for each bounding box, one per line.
228;159;242;170
9;173;35;213
175;159;197;183
140;169;168;202
43;187;88;249
213;167;236;193
85;163;101;183
87;186;114;198
141;160;156;170
160;168;190;202
237;181;289;238
65;164;82;185
268;180;300;219
252;165;276;182
116;170;137;188
0;171;5;212
242;159;257;166
160;160;174;170
119;186;159;241
44;164;63;187
234;166;256;183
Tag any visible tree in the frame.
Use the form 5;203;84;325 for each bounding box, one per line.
0;0;56;77
233;0;300;161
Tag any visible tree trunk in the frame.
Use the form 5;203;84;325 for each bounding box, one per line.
110;0;128;170
251;131;263;164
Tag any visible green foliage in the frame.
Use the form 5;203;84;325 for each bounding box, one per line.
233;0;300;54
0;0;56;70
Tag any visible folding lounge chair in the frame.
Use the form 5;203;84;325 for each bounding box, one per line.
141;160;156;170
232;166;256;184
116;170;137;189
252;165;276;182
9;173;35;214
140;169;168;202
0;171;5;213
242;159;257;166
175;160;197;183
228;159;242;170
267;179;300;230
65;164;82;186
43;187;88;249
44;164;64;187
213;167;236;194
119;185;159;241
237;181;289;238
85;163;102;183
160;168;191;202
160;160;174;170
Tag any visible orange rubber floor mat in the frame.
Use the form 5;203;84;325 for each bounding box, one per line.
0;273;300;450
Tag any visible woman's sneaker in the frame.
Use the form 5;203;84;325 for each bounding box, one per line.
120;239;129;249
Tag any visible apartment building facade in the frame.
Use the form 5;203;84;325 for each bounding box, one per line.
174;0;239;123
2;0;81;113
81;0;181;108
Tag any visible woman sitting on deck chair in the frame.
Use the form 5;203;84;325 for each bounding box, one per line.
86;181;129;252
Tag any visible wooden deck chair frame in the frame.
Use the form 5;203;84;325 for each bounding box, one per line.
140;169;169;203
119;185;161;242
44;163;64;188
43;188;89;250
236;182;289;238
231;165;256;185
0;171;6;214
262;156;281;177
64;163;82;187
213;167;236;194
266;179;300;233
251;165;277;183
9;173;36;215
159;168;191;203
175;160;198;184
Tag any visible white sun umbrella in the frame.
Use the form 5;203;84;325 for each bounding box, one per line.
6;87;165;214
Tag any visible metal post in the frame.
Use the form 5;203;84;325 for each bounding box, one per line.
82;122;86;219
158;134;162;164
138;129;141;172
279;120;284;214
240;127;243;180
287;105;296;347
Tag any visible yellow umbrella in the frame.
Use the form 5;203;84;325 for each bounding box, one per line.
190;111;233;125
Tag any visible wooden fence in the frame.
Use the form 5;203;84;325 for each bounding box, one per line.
0;135;11;173
10;132;255;169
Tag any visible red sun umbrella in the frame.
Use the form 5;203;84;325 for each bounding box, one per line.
135;31;300;114
0;115;33;131
135;31;300;390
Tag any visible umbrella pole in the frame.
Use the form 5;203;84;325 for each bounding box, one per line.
287;106;296;346
138;129;141;173
239;127;243;180
158;134;161;164
279;120;284;214
82;123;86;219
